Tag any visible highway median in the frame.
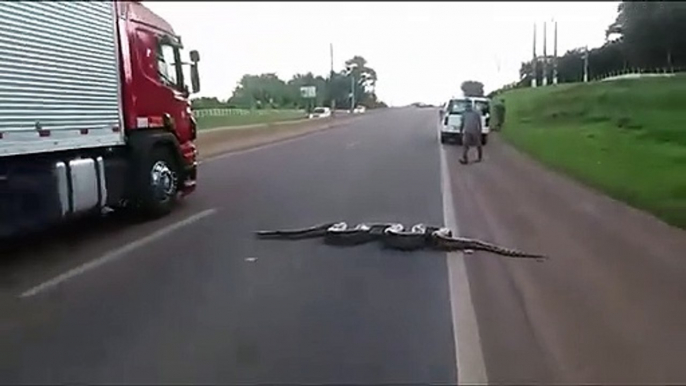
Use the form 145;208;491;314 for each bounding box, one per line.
196;113;358;160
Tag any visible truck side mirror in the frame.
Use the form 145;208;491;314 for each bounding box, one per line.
190;50;200;63
189;50;200;94
190;64;200;94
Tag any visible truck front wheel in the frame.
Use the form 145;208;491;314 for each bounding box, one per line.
482;134;488;145
136;146;179;218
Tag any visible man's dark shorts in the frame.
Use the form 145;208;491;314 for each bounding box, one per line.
462;132;482;147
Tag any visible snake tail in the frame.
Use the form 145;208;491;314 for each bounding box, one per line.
452;238;547;259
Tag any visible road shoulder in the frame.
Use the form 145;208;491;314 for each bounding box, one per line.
445;133;686;384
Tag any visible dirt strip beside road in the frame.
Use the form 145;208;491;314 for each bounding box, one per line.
447;133;686;384
196;114;359;160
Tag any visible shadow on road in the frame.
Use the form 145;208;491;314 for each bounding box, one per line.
0;211;141;289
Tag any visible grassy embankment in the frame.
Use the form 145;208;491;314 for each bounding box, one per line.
195;109;306;130
500;76;686;228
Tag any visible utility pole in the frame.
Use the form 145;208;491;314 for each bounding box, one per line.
329;43;336;114
542;21;548;86
330;43;334;77
346;64;356;113
531;23;537;88
553;20;558;85
583;45;589;83
350;72;355;113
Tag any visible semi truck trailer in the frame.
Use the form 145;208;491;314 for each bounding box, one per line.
0;1;201;238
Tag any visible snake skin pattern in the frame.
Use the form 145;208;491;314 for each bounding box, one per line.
256;222;547;260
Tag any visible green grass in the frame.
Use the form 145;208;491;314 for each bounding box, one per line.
500;76;686;228
195;109;306;130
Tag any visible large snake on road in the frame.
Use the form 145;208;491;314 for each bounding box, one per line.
256;222;547;260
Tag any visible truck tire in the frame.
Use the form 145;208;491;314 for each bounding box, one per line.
440;135;447;144
135;146;179;218
482;134;488;145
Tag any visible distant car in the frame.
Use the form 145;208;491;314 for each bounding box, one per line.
353;106;366;114
309;107;331;119
440;97;491;145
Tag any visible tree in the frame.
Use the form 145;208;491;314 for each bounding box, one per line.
345;56;377;93
605;1;686;70
287;72;329;109
556;48;585;83
343;55;379;108
224;54;387;110
191;97;226;109
511;0;686;90
228;73;290;109
461;81;485;97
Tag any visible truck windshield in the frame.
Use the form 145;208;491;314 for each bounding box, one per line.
474;100;490;115
179;46;192;93
447;99;470;114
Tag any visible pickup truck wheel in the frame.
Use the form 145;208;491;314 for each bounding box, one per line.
136;146;179;218
482;134;488;145
440;135;447;144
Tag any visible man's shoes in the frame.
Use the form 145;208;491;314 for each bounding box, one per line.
475;158;483;163
459;158;468;165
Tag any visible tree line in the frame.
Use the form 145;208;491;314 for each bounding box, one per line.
192;55;387;110
491;1;686;95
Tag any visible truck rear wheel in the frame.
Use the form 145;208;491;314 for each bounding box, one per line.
135;146;179;218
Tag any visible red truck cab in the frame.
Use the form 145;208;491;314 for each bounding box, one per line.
0;1;201;238
119;1;200;195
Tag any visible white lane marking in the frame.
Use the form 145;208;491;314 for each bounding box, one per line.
439;127;488;384
19;208;218;299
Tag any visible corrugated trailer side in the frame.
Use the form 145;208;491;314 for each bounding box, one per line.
0;1;124;157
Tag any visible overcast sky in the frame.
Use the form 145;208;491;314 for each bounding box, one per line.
145;1;620;106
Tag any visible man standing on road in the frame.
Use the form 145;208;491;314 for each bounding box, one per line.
459;102;483;164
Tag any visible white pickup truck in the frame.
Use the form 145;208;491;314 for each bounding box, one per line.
439;97;491;145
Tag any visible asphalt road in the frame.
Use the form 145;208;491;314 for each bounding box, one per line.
1;108;685;384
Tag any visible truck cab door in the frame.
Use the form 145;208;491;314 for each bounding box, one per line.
154;37;193;144
130;29;193;144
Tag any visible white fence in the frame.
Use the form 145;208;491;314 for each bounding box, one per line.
193;108;305;118
596;67;686;82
